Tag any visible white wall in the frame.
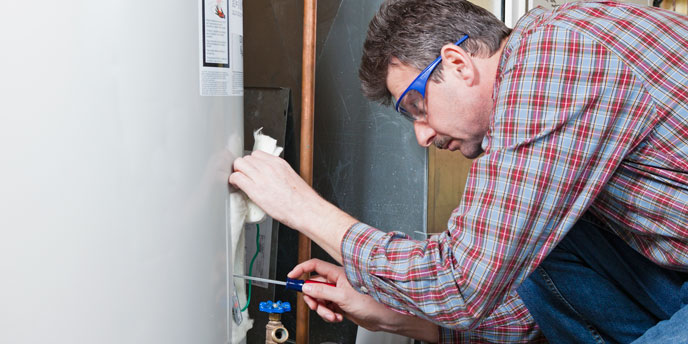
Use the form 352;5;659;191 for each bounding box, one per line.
0;1;242;343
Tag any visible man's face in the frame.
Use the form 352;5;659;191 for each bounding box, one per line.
386;57;492;159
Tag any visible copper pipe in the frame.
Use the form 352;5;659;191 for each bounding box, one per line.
297;0;317;342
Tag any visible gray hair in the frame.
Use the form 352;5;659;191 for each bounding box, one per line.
359;0;511;105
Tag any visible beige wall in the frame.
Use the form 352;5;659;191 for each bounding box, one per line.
659;0;688;14
427;148;473;234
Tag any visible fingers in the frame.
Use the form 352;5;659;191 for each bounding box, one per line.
244;151;284;171
288;259;318;278
230;153;297;194
232;155;262;177
231;152;279;176
229;153;283;194
303;295;319;310
288;259;320;278
304;295;343;323
316;303;343;322
292;263;349;306
228;170;251;190
308;275;327;283
288;259;344;281
300;279;347;306
228;156;258;191
249;150;274;160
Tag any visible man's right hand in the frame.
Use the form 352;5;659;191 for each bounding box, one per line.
288;259;439;343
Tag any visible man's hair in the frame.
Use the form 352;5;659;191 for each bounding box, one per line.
359;0;511;105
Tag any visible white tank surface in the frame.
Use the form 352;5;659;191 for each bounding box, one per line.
0;1;243;343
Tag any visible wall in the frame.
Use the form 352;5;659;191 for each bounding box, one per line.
0;1;242;343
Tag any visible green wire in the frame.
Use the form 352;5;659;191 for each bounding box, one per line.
241;223;260;312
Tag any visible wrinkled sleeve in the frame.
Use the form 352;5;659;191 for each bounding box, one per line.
341;24;655;331
438;290;547;343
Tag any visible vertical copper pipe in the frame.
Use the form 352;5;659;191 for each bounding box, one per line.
297;0;316;343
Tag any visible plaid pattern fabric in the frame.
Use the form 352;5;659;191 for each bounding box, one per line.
342;2;688;342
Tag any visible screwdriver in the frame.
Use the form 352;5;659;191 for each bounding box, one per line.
233;274;335;292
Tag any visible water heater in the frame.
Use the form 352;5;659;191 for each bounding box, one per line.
0;1;243;343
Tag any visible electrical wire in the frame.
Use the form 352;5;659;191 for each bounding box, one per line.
241;223;260;312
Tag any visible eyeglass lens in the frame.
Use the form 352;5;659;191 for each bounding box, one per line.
398;89;426;121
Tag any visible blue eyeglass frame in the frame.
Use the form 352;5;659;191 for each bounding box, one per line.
394;35;470;116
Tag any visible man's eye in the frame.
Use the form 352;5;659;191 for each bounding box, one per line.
411;99;425;113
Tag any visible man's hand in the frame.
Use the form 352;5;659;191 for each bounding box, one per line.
229;151;316;229
289;259;439;343
229;152;357;262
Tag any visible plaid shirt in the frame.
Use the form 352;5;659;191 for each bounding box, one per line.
341;2;688;342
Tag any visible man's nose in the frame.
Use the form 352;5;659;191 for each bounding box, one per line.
413;121;436;147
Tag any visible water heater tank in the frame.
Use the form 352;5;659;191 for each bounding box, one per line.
0;1;243;343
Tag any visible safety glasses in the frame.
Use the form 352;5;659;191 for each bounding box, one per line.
394;35;469;122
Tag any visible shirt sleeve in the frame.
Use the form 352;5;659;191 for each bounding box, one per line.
438;290;547;343
341;24;656;330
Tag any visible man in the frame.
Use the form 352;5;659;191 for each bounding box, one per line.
231;0;688;342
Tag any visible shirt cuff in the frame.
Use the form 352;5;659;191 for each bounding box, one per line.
340;222;386;296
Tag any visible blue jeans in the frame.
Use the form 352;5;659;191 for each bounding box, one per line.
518;214;688;343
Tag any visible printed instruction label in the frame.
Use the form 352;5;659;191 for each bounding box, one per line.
199;0;243;96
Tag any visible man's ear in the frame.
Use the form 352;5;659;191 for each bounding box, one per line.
440;44;476;85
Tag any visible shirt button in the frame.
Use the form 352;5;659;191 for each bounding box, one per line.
360;286;369;294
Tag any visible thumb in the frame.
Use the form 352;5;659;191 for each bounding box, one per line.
301;282;345;305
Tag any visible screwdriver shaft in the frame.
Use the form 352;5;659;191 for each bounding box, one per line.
233;274;287;286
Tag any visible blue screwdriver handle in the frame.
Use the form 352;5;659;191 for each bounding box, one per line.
285;278;335;292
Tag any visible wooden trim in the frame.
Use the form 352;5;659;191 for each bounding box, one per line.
426;147;473;234
660;0;688;15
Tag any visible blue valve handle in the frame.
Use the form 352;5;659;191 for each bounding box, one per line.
285;278;335;292
259;300;292;314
